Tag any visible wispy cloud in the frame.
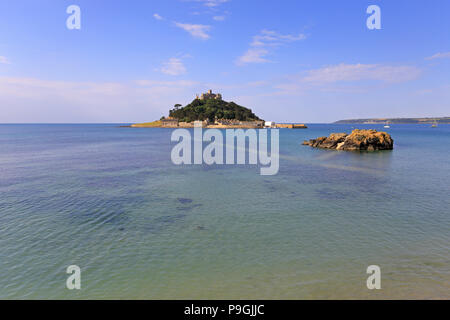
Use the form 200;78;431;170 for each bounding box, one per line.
237;48;270;65
186;0;230;18
237;30;306;65
301;64;421;83
425;51;450;60
174;22;211;40
415;89;433;95
159;58;187;76
0;77;200;122
251;30;306;47
135;79;197;87
192;0;229;7
0;56;10;64
153;13;164;20
273;63;422;94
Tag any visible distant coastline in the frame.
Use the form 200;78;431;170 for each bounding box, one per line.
334;117;450;124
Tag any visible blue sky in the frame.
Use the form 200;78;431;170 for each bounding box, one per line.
0;0;449;123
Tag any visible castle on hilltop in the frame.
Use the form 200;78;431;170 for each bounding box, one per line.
196;89;222;101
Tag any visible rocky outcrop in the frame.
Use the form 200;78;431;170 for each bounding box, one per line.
302;129;393;151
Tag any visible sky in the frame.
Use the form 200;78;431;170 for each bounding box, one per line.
0;0;449;123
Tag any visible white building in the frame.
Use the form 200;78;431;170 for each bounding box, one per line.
193;119;210;127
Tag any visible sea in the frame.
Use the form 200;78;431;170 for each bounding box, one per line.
0;123;449;299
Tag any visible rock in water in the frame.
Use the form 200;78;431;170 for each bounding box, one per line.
339;129;394;151
302;129;393;151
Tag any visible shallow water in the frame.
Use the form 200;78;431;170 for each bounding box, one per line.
0;124;449;299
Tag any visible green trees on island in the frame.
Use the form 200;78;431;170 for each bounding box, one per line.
168;98;261;123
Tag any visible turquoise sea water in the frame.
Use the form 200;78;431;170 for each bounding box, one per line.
0;124;449;299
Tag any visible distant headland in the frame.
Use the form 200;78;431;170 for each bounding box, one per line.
334;117;450;124
131;90;307;129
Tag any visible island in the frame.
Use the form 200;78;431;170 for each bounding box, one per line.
130;90;307;129
302;129;394;151
334;117;450;124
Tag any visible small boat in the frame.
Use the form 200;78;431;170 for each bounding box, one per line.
431;121;438;128
384;121;390;128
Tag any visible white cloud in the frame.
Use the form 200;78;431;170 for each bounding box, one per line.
174;22;211;40
425;52;450;60
0;56;10;64
153;13;164;20
237;48;270;65
213;15;225;21
237;30;306;65
195;0;229;7
301;64;421;83
159;58;187;76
